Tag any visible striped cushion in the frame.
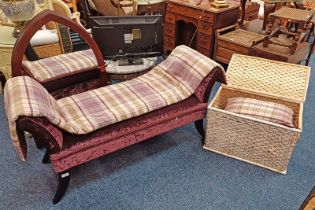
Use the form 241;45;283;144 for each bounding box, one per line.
225;97;294;127
5;45;224;160
22;49;97;82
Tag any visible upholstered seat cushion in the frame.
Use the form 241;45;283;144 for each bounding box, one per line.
22;49;97;82
5;45;224;160
225;97;294;127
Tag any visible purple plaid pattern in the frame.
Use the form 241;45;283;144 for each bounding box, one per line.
22;49;97;82
5;45;224;160
225;97;294;127
159;45;223;93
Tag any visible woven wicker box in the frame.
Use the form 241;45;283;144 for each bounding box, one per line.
204;54;310;174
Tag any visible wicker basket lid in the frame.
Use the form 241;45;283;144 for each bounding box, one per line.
225;54;311;103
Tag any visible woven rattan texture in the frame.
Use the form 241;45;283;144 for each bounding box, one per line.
211;88;300;128
271;7;313;22
205;108;300;173
33;43;63;59
226;54;310;102
220;29;265;47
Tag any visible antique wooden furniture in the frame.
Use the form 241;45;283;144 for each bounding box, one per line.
213;0;280;63
249;27;311;64
6;44;227;204
137;0;166;16
267;7;314;33
204;54;310;174
163;0;240;57
228;0;260;21
214;25;265;63
11;10;108;98
243;0;260;21
307;15;315;65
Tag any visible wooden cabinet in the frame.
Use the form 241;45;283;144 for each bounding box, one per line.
164;0;239;58
244;1;260;21
214;26;265;64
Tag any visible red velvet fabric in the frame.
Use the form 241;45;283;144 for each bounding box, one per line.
50;96;206;172
16;66;225;172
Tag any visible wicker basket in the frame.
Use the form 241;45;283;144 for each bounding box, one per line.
204;54;310;174
33;43;63;59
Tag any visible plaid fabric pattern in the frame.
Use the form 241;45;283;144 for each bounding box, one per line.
159;45;223;93
4;45;223;160
4;76;63;161
22;49;97;82
225;97;294;127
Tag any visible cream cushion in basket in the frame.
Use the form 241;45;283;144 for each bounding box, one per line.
225;97;294;127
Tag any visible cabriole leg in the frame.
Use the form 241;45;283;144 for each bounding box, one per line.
52;171;70;204
42;149;50;164
194;119;205;144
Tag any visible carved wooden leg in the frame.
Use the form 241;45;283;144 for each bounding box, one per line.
42;149;50;164
32;135;45;149
194;120;205;144
306;38;315;66
52;171;70;204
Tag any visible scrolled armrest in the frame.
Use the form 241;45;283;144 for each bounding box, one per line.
194;67;227;103
16;117;63;154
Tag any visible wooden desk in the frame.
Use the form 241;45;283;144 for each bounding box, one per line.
164;0;239;57
137;0;166;16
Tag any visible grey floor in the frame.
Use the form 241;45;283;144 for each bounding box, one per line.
0;56;314;210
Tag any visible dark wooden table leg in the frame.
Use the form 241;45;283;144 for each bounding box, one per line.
52;171;71;204
306;37;315;66
194;119;205;144
42;149;50;164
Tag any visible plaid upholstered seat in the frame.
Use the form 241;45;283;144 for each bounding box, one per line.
225;97;294;127
22;49;97;82
5;45;224;160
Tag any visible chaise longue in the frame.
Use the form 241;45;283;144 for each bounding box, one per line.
4;16;226;205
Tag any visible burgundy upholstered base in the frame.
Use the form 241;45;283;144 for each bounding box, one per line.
16;67;225;173
14;66;226;204
52;97;206;172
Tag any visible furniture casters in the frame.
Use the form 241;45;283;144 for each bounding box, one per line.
194;119;205;144
52;171;70;204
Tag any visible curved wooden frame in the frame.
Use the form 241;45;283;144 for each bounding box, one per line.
11;10;109;84
14;67;226;204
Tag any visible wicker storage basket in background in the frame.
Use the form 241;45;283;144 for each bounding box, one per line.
204;54;310;174
33;43;63;59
